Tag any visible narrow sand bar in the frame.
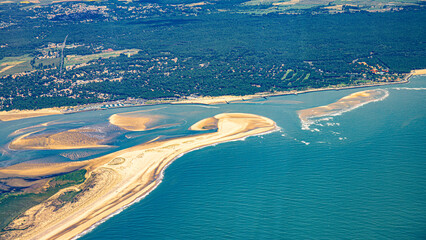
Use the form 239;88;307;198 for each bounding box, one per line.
0;108;62;122
298;89;388;130
0;113;277;240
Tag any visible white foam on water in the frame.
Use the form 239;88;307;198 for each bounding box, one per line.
393;87;426;91
191;105;220;109
72;125;281;239
300;89;389;131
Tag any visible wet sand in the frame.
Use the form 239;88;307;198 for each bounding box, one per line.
9;128;110;150
0;113;278;240
298;89;388;130
189;117;218;131
109;112;165;131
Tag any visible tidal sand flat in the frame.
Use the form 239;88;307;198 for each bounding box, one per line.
0;113;277;240
109;111;167;131
298;89;388;130
9;128;111;150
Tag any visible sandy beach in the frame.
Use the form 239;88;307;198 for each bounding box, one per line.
0;108;62;122
0;75;411;123
411;69;426;76
0;113;277;240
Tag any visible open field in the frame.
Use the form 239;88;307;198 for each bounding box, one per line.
0;55;33;76
65;49;140;68
0;0;98;5
241;0;425;14
0;49;140;77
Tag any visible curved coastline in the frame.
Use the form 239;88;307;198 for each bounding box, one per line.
0;75;413;123
0;113;278;240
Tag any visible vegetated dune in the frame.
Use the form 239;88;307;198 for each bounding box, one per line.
9;128;110;150
298;89;388;130
0;109;62;122
109;112;166;131
0;113;277;240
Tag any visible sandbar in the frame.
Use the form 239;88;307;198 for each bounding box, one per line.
109;112;165;131
9;128;110;150
189;117;218;131
298;89;388;130
0;113;277;240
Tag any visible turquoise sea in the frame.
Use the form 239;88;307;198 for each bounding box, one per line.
1;76;425;239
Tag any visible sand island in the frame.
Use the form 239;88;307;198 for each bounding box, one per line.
298;89;388;130
9;128;111;150
0;113;277;240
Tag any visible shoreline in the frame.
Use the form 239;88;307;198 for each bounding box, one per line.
75;124;280;240
297;89;390;131
0;74;418;122
0;113;278;240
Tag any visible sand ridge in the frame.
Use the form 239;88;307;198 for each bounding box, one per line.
0;113;277;240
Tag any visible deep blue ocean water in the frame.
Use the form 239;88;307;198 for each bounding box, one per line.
1;76;425;239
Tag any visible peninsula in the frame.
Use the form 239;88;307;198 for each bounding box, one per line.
0;113;277;240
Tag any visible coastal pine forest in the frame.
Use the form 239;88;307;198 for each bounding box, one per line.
0;0;425;110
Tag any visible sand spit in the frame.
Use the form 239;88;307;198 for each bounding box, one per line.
298;89;389;130
0;113;277;240
0;108;62;122
9;128;110;150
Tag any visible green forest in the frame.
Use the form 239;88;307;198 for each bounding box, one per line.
0;0;425;110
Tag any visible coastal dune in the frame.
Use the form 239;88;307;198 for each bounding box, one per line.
1;113;277;240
